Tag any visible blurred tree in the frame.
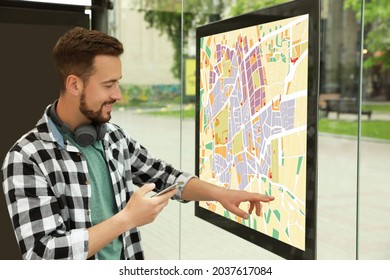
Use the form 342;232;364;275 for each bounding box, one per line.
230;0;286;16
140;0;224;79
139;0;287;79
345;0;390;99
344;0;390;70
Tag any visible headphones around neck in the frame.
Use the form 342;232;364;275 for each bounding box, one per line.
49;100;107;147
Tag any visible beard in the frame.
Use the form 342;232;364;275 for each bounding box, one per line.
79;91;114;124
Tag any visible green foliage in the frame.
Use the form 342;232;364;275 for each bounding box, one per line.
143;11;190;79
139;0;288;79
362;103;390;113
144;108;196;119
344;0;390;70
230;0;288;16
116;84;181;108
319;119;390;140
141;0;223;79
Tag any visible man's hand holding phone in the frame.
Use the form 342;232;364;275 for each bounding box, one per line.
120;182;184;230
151;181;184;197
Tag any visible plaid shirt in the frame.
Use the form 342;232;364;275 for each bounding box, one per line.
2;104;193;260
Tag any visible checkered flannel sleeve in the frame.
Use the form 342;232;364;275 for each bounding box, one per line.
119;127;195;200
2;145;88;260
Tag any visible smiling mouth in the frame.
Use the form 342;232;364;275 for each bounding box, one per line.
103;101;115;110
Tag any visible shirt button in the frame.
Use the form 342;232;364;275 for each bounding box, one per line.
85;180;90;185
87;210;91;216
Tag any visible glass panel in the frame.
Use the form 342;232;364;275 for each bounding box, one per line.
108;0;183;259
358;0;390;259
107;0;390;260
181;0;363;260
316;0;361;259
180;0;291;260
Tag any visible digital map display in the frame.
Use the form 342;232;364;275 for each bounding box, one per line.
198;15;309;251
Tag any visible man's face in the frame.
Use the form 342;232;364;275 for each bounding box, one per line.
79;55;122;124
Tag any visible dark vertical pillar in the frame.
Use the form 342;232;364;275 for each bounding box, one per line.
91;0;113;32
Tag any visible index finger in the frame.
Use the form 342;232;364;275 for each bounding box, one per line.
138;183;156;196
247;193;274;202
258;194;275;202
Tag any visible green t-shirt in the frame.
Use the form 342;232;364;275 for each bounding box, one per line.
62;133;123;260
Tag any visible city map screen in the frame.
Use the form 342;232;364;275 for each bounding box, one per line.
195;0;319;260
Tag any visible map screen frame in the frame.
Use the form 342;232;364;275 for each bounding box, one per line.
195;0;320;260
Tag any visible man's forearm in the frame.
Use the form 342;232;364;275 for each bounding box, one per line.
180;177;225;201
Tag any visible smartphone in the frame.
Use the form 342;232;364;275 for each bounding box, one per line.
151;181;184;197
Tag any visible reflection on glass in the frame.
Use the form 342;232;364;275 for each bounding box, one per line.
107;0;389;259
355;0;390;260
108;0;183;259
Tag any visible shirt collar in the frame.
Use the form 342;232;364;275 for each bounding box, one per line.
47;117;65;148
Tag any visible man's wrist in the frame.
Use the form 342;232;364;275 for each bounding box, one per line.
113;209;134;234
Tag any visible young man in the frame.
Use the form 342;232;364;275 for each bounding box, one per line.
1;27;274;260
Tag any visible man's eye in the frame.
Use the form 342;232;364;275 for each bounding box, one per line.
105;82;119;88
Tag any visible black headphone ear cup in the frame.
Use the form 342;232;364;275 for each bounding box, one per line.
96;123;107;141
49;100;107;146
74;125;97;147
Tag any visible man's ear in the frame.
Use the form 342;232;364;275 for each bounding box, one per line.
65;75;83;96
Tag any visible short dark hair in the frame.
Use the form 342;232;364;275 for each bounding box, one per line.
52;27;124;91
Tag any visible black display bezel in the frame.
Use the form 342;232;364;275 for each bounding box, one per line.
195;0;320;260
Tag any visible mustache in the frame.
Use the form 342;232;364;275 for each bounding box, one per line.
80;98;115;106
103;100;116;106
